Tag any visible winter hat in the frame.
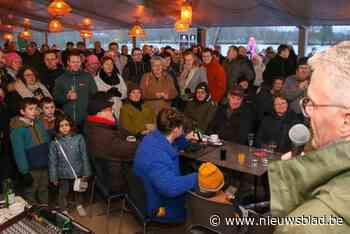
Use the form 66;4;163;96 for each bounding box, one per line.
4;52;22;66
195;82;209;94
127;83;142;96
198;162;224;193
86;54;100;65
88;92;113;115
229;86;244;97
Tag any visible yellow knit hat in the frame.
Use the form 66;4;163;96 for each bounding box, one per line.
198;162;224;193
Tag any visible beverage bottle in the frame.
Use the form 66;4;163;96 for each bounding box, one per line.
3;178;15;207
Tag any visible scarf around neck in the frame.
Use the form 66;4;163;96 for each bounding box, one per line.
99;68;120;86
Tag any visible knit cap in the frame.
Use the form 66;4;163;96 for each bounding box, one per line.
4;52;22;66
86;54;100;65
198;162;224;193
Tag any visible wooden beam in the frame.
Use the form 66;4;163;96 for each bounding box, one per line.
32;0;130;28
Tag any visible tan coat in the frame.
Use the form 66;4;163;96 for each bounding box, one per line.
140;72;178;114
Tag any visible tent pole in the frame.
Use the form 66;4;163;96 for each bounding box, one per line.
132;36;136;49
298;26;308;57
197;28;207;48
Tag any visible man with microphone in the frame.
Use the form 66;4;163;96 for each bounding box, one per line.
269;41;350;233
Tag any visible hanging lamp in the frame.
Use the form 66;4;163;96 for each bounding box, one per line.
20;18;32;40
3;32;14;41
48;18;64;32
181;1;192;25
48;0;72;17
80;30;93;39
175;19;189;32
128;21;146;38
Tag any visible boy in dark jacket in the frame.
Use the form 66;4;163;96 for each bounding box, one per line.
10;97;50;204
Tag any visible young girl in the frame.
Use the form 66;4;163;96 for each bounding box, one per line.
48;115;91;216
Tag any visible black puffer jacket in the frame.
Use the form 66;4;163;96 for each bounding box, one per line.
256;110;300;153
122;61;150;85
208;104;254;145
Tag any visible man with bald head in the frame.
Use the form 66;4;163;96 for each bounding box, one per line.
269;41;350;233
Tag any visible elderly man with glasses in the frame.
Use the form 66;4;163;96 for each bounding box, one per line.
269;41;350;234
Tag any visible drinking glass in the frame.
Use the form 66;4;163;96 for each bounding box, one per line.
238;153;246;165
248;133;255;148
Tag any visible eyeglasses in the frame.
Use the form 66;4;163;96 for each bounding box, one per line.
299;96;348;118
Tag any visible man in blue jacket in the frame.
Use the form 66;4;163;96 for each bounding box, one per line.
133;108;198;224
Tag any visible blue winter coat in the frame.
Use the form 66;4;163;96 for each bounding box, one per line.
48;134;92;183
133;130;198;223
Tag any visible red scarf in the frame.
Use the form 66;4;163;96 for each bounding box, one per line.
87;115;115;126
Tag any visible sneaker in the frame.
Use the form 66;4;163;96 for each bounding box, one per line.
76;204;87;217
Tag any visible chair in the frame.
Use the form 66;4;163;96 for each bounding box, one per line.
88;158;125;234
118;162;151;234
186;191;274;234
186;191;240;234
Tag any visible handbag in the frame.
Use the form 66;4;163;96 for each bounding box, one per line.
55;139;88;192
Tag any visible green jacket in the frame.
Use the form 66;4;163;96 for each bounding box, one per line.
269;141;350;234
184;100;217;132
10;116;50;174
120;103;156;135
54;70;97;125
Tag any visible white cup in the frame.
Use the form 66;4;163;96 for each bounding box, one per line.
210;134;219;142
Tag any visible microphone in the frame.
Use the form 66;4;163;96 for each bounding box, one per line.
288;124;311;156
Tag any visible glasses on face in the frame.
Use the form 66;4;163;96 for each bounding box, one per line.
299;96;348;118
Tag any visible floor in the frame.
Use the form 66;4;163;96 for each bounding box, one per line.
70;200;142;234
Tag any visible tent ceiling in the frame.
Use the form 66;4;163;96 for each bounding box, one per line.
0;0;350;32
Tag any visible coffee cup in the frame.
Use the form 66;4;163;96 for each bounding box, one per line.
209;134;219;142
126;136;137;142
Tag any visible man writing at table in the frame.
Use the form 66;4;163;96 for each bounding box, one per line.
269;41;350;233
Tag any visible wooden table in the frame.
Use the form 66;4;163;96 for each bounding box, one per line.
184;141;281;202
181;144;218;160
198;142;281;176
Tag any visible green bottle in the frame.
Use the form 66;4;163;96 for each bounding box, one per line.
3;178;15;207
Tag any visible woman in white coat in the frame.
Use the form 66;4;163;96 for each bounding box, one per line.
94;56;127;118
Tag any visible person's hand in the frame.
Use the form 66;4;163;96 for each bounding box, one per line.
67;90;78;100
281;151;293;160
163;93;169;100
186;131;199;141
155;92;163;98
298;80;309;90
52;181;59;186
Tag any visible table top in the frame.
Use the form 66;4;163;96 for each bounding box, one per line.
181;143;219;160
187;142;281;176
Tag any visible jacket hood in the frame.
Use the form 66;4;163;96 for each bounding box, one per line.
269;141;350;223
10;116;33;129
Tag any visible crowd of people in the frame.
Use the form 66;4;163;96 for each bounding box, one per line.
0;39;313;228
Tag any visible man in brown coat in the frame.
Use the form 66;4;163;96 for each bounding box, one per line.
140;56;178;114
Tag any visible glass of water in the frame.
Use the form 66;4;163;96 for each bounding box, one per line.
248;133;255;148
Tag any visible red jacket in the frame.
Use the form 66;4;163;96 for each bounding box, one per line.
203;60;227;103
